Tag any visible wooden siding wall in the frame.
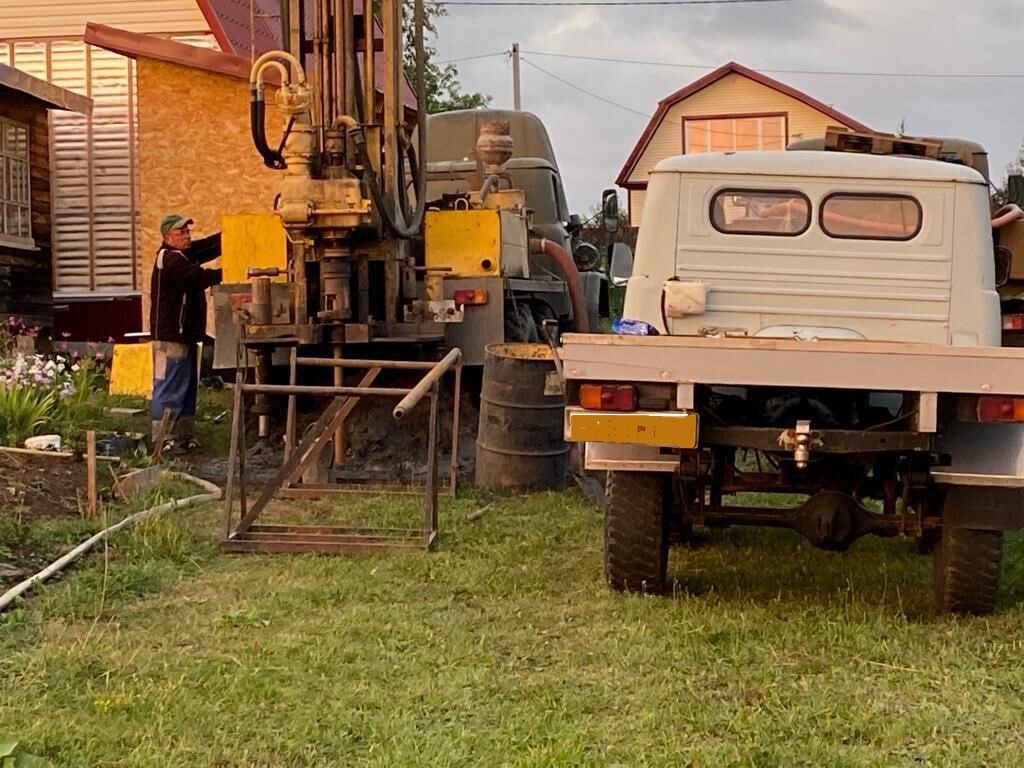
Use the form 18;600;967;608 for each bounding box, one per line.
0;93;53;328
0;1;209;40
1;35;218;298
625;73;851;226
137;56;285;330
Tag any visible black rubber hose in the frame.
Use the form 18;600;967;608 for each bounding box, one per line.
350;0;428;239
250;85;286;170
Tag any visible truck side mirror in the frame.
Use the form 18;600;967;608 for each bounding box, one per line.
602;189;620;234
609;242;633;286
995;245;1012;288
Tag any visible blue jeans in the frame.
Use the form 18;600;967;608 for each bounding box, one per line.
151;341;198;441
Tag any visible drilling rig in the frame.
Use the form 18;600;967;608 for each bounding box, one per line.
215;0;601;443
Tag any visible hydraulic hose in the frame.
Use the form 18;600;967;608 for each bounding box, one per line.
530;238;590;333
350;0;429;239
250;88;286;170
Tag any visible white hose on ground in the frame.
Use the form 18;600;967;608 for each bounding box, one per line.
0;472;222;612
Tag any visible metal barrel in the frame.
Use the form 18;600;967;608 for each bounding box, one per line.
475;343;568;491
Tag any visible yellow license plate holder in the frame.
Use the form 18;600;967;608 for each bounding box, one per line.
567;410;699;449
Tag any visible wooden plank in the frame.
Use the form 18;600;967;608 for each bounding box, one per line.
86;431;97;519
562;334;1024;396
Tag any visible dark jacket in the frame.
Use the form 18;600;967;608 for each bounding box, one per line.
150;233;223;344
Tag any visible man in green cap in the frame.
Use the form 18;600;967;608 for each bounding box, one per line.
149;214;223;451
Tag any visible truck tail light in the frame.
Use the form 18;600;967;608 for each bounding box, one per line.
1003;314;1024;330
453;289;488;306
579;384;637;412
977;395;1024;422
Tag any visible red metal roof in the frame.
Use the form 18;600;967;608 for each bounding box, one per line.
196;0;281;59
193;0;416;110
616;61;871;188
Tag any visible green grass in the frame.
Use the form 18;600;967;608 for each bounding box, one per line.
3;488;1024;766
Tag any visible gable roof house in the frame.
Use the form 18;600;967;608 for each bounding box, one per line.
0;1;285;340
616;61;871;227
1;1;416;341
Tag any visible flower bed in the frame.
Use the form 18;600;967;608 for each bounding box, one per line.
0;317;108;449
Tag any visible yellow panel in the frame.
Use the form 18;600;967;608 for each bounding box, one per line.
109;343;153;397
568;410;699;449
424;210;501;277
220;214;288;284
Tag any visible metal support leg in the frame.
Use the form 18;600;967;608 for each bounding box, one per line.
285;347;297;461
425;381;440;544
223;370;244;539
449;359;462;496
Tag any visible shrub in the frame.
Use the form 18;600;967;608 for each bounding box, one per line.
0;385;56;447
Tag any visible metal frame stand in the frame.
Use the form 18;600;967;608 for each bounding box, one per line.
220;348;462;554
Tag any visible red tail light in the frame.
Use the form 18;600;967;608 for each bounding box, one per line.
580;384;637;411
977;396;1024;422
1003;314;1024;330
453;289;488;306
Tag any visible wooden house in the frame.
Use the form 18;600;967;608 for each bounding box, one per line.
617;61;870;227
0;63;91;329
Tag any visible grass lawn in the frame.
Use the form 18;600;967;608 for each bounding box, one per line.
2;487;1024;767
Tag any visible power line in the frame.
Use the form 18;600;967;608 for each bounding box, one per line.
438;0;785;5
437;51;508;64
522;50;1024;79
521;58;652;118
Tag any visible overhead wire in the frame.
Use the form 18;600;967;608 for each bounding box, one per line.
521;58;652;118
438;0;786;5
521;49;1024;79
438;48;1024;80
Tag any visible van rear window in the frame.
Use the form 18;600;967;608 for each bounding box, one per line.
820;194;921;240
710;190;810;236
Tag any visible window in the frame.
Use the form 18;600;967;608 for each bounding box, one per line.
711;189;811;236
0;118;31;245
685;114;787;154
820;194;922;240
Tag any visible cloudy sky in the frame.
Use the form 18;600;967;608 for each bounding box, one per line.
431;0;1024;214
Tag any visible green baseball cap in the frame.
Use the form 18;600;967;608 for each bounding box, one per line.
160;214;194;237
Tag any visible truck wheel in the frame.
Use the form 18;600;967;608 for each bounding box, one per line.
933;525;1003;615
604;472;669;593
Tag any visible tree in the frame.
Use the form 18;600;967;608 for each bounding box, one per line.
391;1;491;114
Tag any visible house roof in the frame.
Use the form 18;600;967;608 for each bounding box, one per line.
85;23;265;82
0;62;92;115
616;60;871;187
196;0;281;60
84;21;417;112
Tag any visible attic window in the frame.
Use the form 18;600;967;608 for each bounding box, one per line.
685;114;786;154
0;118;32;248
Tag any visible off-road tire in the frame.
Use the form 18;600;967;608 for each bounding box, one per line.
933;525;1003;615
604;472;669;593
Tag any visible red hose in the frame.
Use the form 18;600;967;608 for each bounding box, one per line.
992;204;1024;229
530;238;590;333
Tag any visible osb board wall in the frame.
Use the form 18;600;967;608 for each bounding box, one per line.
137;56;285;331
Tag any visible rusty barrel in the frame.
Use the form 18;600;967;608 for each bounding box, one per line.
475;343;568;491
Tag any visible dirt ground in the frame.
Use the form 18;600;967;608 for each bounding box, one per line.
0;450;112;522
191;388;480;491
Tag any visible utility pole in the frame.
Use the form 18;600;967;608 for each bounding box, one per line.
512;42;521;110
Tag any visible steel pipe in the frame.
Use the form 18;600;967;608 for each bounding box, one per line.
297;357;439;370
393;348;462;420
241;384;411;398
